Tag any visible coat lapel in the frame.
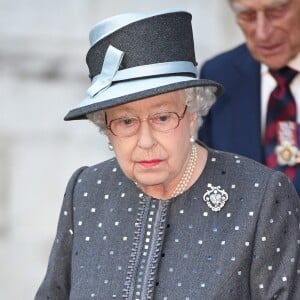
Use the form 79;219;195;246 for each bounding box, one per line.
231;48;263;162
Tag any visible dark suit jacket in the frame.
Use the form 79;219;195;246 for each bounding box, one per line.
198;44;263;162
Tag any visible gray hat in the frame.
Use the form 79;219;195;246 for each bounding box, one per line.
64;10;223;121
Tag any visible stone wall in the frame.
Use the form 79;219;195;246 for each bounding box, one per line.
0;0;242;298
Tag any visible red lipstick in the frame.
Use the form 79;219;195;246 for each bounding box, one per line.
138;159;162;168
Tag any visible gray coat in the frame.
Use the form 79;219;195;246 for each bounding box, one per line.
35;148;300;299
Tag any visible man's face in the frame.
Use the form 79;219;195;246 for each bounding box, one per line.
231;0;300;69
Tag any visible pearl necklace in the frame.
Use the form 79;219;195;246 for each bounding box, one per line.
171;143;198;198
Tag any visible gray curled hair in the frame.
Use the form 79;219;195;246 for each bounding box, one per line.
184;86;217;132
87;86;217;134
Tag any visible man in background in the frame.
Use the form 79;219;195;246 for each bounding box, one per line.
199;0;300;193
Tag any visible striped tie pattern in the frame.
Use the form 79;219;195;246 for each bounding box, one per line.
263;66;298;184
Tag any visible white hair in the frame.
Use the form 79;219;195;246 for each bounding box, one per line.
87;86;217;134
184;86;217;130
87;108;106;133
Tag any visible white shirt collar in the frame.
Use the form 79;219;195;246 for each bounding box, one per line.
288;52;300;72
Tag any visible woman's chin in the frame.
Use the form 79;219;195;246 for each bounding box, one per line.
134;174;168;193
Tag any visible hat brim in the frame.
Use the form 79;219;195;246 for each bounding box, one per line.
64;76;223;121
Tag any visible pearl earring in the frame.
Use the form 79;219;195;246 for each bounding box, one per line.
108;142;114;151
190;136;195;143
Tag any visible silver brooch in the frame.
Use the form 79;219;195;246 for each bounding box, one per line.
203;183;229;212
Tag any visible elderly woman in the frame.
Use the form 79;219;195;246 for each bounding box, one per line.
35;11;299;300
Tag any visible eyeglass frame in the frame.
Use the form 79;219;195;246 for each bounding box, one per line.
105;105;188;137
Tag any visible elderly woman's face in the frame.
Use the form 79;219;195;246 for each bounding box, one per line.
105;90;197;197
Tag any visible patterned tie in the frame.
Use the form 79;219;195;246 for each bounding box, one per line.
263;66;298;184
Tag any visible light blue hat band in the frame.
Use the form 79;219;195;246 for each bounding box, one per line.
79;75;197;109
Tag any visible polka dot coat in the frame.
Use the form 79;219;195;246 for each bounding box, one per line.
35;148;300;299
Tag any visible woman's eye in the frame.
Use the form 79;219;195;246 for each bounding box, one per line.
122;118;136;126
155;114;171;122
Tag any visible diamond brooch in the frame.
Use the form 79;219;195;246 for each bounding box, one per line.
203;183;229;212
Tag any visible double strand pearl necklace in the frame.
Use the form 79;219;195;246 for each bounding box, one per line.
171;143;198;198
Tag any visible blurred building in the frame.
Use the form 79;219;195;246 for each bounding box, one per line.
0;0;242;298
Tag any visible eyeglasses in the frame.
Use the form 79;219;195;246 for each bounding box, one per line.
234;3;289;23
106;105;187;137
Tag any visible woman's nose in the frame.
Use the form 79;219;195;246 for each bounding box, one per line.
137;120;157;149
